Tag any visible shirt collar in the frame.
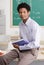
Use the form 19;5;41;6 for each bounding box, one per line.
22;17;31;26
25;17;31;25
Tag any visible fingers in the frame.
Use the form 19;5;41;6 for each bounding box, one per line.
13;44;19;49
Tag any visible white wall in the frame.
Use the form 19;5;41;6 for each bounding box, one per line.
0;0;44;41
5;0;19;36
0;0;19;36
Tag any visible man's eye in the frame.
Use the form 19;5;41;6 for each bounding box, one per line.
24;11;26;13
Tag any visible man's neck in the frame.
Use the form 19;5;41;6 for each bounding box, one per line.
23;17;29;24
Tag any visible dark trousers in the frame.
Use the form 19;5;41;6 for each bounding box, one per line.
0;48;39;65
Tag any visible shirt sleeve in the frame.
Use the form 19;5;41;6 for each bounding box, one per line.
19;25;40;50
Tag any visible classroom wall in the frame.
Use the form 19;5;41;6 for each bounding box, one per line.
0;0;44;41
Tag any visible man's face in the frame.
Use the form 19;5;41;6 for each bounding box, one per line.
19;8;30;21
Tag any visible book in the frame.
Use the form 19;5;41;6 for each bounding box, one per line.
12;39;29;46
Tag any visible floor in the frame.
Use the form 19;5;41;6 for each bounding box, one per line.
9;60;44;65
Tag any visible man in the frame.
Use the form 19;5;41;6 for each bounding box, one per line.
0;3;40;65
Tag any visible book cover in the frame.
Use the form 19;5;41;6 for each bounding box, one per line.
12;39;29;46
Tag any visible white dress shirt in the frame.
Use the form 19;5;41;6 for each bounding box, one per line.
19;17;40;50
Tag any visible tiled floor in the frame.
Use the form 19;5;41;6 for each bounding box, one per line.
9;60;44;65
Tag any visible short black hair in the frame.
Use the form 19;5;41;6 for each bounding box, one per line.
17;2;31;12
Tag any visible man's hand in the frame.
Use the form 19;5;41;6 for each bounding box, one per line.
13;44;19;49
